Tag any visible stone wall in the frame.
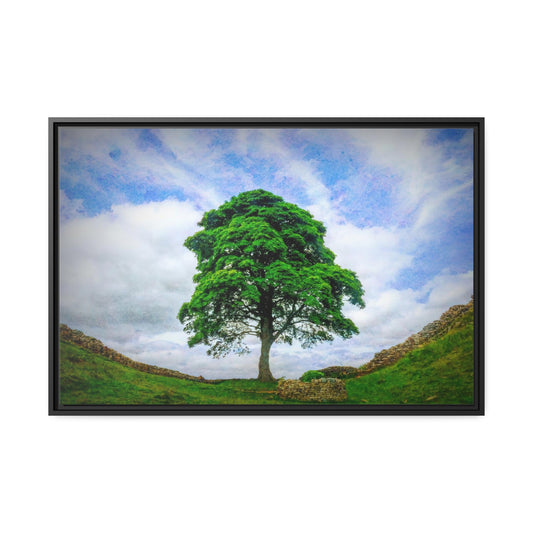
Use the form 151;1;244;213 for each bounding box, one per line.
319;297;474;378
59;324;223;383
277;378;347;402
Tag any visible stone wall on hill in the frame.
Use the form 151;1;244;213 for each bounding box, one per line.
319;297;474;378
277;378;347;402
59;324;223;384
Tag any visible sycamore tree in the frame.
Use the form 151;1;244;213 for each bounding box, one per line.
178;189;365;382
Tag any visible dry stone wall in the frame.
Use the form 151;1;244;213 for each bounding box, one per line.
59;324;222;383
319;297;474;378
277;378;347;402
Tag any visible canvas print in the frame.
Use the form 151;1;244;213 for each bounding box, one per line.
55;122;480;410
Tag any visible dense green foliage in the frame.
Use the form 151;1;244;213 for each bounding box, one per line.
178;189;365;381
300;370;325;382
60;308;473;405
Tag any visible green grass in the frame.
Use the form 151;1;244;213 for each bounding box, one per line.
345;310;474;405
59;342;297;405
59;309;474;406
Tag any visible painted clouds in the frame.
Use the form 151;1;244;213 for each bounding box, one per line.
59;126;473;378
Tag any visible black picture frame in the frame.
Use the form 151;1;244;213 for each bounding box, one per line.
49;117;484;415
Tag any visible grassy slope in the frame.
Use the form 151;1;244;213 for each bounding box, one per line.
60;341;299;405
345;309;474;405
59;309;473;406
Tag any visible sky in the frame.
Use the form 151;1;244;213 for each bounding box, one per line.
59;126;474;379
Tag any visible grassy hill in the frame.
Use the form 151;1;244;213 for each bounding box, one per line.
344;308;474;404
59;341;298;405
59;308;473;406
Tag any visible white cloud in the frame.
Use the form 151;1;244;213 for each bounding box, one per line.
60;198;201;342
424;270;473;309
325;221;413;294
342;128;473;236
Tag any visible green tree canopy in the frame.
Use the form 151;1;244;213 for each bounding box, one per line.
178;189;365;381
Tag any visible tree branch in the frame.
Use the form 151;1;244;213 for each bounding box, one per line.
272;302;307;341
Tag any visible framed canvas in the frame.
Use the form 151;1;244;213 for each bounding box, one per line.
49;118;484;415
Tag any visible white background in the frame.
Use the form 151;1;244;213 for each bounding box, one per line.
1;1;532;532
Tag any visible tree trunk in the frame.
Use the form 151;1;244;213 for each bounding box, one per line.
258;338;275;382
257;319;275;382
